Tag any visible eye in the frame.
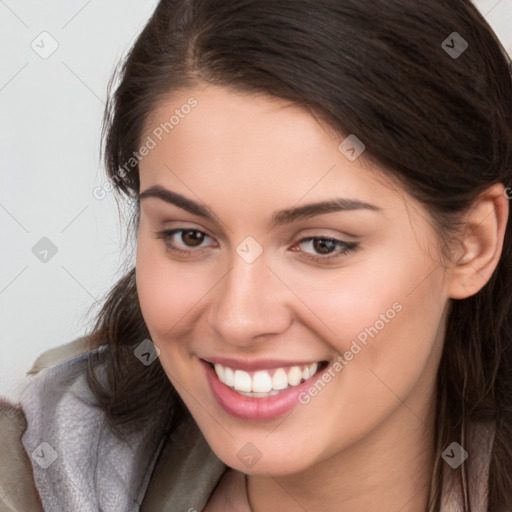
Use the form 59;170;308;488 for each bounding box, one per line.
292;236;359;262
154;229;358;263
154;228;216;255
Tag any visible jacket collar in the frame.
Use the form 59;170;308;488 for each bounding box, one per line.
20;349;170;511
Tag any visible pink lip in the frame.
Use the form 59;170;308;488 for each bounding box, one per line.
203;356;321;372
200;359;327;421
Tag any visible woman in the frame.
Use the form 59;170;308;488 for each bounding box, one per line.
2;0;512;510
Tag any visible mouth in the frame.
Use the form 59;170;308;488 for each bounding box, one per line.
205;360;327;397
200;358;329;420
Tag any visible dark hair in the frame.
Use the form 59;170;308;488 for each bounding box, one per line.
85;1;512;509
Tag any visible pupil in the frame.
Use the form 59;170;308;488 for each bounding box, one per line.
182;230;204;246
313;238;336;254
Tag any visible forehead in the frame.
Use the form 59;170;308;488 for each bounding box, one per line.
138;85;409;216
142;85;336;159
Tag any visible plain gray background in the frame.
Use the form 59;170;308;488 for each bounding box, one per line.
1;0;511;402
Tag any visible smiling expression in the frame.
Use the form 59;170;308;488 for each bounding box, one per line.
135;84;449;476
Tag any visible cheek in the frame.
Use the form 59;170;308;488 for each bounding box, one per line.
280;246;446;382
135;235;207;343
281;261;446;455
273;257;411;352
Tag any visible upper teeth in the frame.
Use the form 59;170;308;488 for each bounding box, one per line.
214;362;319;394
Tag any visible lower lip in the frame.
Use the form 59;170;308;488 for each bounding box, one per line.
201;360;325;421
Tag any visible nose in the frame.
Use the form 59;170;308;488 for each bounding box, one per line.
207;253;293;347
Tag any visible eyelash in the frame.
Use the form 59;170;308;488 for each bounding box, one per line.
154;228;359;263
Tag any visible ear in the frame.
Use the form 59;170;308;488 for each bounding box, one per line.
447;183;509;300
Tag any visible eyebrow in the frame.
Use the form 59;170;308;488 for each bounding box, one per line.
138;185;381;227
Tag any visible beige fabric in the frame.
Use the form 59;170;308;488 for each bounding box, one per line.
0;400;42;512
26;336;93;376
140;411;227;511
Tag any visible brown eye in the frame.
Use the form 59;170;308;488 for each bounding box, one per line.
181;230;205;247
154;228;215;255
312;238;338;254
294;236;359;263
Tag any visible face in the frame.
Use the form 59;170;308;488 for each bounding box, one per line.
136;85;450;476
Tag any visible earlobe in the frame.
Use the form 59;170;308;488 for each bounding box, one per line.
447;183;509;300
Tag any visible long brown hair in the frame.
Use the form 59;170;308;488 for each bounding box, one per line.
85;1;512;509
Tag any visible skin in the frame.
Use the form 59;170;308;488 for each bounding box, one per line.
135;84;508;511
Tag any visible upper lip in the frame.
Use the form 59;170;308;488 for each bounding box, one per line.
201;356;326;372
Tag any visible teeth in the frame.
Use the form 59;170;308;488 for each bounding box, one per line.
287;366;302;386
272;368;288;390
252;371;273;393
214;364;224;381
224;366;234;387
233;370;252;392
213;361;321;395
239;390;280;397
